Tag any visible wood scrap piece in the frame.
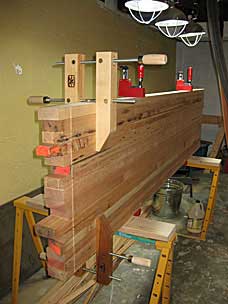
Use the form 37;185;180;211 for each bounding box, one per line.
59;280;96;304
119;217;176;242
38;275;82;304
83;283;100;304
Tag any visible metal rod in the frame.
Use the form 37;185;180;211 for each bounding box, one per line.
82;268;122;282
55;58;138;66
48;98;65;102
112;98;136;104
109;252;128;261
109;275;122;282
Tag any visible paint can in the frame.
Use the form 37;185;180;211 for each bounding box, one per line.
152;179;184;218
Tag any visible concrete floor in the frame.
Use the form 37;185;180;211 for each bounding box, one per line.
1;172;228;304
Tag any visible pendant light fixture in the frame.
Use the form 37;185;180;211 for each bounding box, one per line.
179;21;206;47
155;2;188;38
125;0;169;25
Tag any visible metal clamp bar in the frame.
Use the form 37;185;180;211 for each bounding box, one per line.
83;268;121;282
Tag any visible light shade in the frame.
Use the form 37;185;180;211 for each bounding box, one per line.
125;0;169;25
179;21;206;47
155;6;188;38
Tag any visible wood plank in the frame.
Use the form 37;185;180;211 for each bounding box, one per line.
119;217;176;242
187;156;222;168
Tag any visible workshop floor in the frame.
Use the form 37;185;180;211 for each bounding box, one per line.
1;172;228;304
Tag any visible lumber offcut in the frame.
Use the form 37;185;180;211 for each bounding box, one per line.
35;89;204;280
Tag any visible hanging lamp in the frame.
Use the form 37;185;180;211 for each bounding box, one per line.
125;0;169;25
179;21;206;47
155;4;188;38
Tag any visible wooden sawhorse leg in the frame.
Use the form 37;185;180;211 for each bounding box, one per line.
12;197;48;304
162;247;174;304
201;166;220;240
12;207;24;304
149;236;175;304
185;157;221;241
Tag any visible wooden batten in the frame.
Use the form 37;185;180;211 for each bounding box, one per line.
95;52;118;151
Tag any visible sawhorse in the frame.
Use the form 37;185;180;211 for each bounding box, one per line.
114;231;176;304
12;196;48;304
180;156;221;241
12;196;175;304
96;213;176;304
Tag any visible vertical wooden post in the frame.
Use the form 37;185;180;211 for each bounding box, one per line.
64;53;85;103
96;51;118;151
96;215;113;285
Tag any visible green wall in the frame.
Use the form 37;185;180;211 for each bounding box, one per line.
0;0;176;205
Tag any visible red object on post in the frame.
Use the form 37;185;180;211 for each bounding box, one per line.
137;64;144;82
118;79;145;97
118;64;145;97
176;67;193;91
187;66;193;84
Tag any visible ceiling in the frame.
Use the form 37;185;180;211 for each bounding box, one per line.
117;0;228;22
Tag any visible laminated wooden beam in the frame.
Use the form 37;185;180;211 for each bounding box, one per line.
35;89;204;280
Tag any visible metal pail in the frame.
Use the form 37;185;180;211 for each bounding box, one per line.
152;179;184;218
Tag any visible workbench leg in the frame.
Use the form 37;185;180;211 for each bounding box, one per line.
149;247;169;304
162;247;174;304
12;207;24;304
201;168;220;240
25;210;46;270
